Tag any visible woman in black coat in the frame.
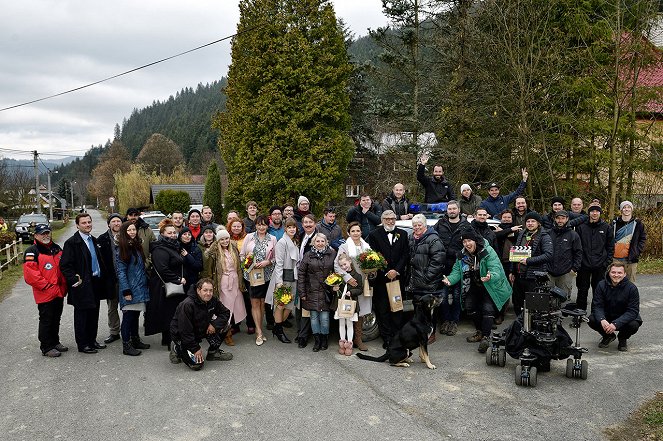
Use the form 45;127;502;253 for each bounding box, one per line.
179;227;203;294
297;233;337;352
145;219;186;347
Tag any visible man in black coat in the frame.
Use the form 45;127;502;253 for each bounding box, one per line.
547;210;583;299
368;210;410;348
170;278;232;370
416;154;455;203
346;195;382;239
60;213;112;354
575;205;614;311
97;213;123;344
470;207;497;251
589;262;642;351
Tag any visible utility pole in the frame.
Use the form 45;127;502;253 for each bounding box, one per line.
46;169;57;222
33;150;41;214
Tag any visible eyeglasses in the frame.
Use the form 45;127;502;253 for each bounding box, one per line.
383;218;397;221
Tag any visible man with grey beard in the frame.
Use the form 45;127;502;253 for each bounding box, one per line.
368;210;410;348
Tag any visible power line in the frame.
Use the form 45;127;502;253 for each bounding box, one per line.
0;26;256;113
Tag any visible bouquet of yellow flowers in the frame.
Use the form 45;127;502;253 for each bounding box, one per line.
243;253;254;271
273;285;293;306
356;250;387;272
325;273;343;287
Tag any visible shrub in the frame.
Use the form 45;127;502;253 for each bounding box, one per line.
155;190;191;216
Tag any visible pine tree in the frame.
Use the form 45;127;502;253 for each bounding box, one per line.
203;161;224;219
215;0;354;212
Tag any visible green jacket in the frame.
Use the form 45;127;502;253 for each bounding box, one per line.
446;239;512;310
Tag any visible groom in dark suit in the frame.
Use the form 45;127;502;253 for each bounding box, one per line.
368;210;410;348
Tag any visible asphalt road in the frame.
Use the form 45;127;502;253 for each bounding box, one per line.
0;209;660;441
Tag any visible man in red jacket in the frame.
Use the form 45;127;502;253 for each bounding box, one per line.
23;224;68;357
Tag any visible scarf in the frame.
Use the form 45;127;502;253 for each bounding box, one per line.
311;245;329;260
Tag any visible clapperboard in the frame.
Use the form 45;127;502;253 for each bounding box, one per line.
509;246;532;262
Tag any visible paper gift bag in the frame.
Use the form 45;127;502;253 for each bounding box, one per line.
248;267;265;287
363;280;373;297
386;280;403;312
337;296;357;318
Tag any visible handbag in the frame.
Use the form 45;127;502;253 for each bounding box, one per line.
386;280;403;312
154;267;185;298
337;286;357;318
282;268;295;282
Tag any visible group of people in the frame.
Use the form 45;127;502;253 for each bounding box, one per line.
23;158;648;370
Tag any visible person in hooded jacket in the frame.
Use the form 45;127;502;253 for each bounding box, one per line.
459;184;483;216
145;219;186;348
444;228;512;353
381;183;413;220
170;278;232;370
408;214;446;342
179;226;203;295
509;212;553;316
588;262;642;352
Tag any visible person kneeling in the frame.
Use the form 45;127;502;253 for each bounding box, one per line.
170;278;233;370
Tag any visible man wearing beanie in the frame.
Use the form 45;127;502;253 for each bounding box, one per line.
509;211;553;316
125;208;156;268
612;201;647;282
575;205;614;311
547;210;583;299
97;213;123;344
459;183;483;216
479;168;528;217
542;196;587;230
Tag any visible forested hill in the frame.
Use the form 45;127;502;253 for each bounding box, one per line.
119;79;227;173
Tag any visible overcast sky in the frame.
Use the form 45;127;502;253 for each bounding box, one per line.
0;1;388;160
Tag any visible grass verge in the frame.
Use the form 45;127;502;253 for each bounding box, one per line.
638;257;663;275
605;392;663;440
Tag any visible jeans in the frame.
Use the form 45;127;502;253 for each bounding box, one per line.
310;310;330;335
440;283;461;323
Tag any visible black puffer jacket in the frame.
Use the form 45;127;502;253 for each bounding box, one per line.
297;247;337;312
407;227;446;293
547;224;582;276
381;193;410;218
576;220;614;270
591;275;642;329
170;285;231;353
434;215;469;275
511;228;553;280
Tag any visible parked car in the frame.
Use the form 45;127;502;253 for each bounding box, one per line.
15;213;49;243
140;211;166;238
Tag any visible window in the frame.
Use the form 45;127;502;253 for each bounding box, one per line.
346;185;361;198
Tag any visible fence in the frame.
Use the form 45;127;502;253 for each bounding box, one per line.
0;239;22;279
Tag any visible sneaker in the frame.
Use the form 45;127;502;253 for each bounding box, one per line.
54;343;69;352
206;349;233;361
618;340;628;352
169;343;181;364
478;337;490;353
598;334;616;348
466;330;483;343
446;322;458;336
439;321;450;335
42;349;61;357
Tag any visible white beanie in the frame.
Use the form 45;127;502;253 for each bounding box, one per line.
216;229;230;241
298;196;310;208
460;184;471;192
619;201;634;211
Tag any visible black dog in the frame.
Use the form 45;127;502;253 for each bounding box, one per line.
356;294;442;369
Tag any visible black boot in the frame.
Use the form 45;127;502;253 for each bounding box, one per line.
122;341;141;356
312;334;321;352
131;336;150;350
321;334;328;350
273;323;292;344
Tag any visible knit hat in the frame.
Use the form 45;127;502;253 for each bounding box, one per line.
178;227;191;240
460;184;472;192
188;208;201;219
216;229;230;241
619;201;634;211
459;227;479;242
587;205;602;213
202;225;216;234
297;196;310;208
524;211;542;223
550;196;565;206
126;207;140;216
107;213;123;224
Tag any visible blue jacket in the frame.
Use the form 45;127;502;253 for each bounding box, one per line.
480;181;526;217
115;250;150;308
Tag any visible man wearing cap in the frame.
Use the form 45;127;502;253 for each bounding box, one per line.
97;213;123;344
23;224;69;357
509;211;553;316
612;201;647;282
60;213;112;354
416;154;455;203
547;210;583;299
479;168;528;217
459;183;483;216
267;206;285;241
368;210;410;348
382;183;413;220
575;205;614;311
126;208;156;265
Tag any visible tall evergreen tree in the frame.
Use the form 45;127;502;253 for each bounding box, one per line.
215;0;354;211
203;160;224;219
